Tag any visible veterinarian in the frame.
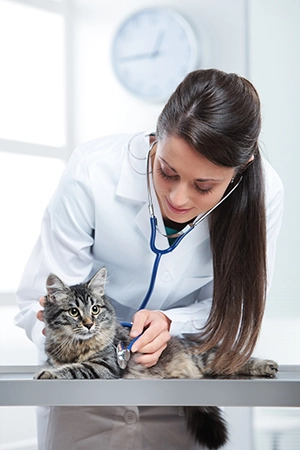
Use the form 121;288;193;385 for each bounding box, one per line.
15;69;283;450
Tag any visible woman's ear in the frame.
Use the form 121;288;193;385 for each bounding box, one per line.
239;154;255;174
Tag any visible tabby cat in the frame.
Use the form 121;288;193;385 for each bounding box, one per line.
35;267;278;450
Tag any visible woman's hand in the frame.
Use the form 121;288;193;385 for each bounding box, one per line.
36;297;46;335
130;309;172;368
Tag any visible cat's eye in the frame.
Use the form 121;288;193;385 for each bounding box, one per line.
69;307;80;317
91;305;101;315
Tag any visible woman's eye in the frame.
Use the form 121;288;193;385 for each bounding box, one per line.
91;305;101;315
69;307;80;317
195;185;213;195
157;167;176;180
157;162;213;194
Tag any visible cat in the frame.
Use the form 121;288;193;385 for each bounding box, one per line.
35;267;278;450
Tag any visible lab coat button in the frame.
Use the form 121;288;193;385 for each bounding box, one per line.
124;410;137;424
161;271;171;282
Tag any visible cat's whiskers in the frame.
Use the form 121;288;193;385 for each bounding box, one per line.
47;334;75;361
47;337;71;360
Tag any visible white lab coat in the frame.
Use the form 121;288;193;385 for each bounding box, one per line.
15;131;284;450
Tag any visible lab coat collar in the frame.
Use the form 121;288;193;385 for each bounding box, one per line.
115;131;151;202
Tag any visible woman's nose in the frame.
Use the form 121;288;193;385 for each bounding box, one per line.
169;183;189;206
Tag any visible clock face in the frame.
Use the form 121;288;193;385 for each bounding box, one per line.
111;8;198;102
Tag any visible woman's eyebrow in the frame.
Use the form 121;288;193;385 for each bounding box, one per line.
159;157;177;173
159;157;222;182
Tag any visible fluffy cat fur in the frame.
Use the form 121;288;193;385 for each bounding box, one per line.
35;267;278;450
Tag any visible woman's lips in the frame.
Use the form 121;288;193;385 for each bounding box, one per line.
165;198;193;215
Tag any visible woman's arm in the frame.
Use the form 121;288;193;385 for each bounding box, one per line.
264;160;284;290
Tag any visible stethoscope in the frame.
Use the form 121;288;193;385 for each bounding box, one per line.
116;140;243;369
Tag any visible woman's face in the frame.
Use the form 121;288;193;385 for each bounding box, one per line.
152;135;236;224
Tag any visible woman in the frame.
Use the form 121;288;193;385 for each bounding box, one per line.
15;69;283;449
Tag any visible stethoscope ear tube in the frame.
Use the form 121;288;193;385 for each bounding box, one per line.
146;140;158;219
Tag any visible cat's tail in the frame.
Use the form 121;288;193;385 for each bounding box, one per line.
184;406;228;449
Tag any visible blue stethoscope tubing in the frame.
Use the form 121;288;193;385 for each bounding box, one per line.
139;215;194;310
120;218;194;325
120;217;194;352
120;218;193;352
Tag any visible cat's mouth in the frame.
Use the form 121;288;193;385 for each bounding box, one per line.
75;327;97;339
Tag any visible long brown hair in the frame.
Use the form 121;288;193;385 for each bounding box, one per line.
156;69;266;374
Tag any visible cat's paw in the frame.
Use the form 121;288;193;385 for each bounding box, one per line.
256;359;279;377
34;370;59;380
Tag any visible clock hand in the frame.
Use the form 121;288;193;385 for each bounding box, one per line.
119;52;162;62
119;32;165;63
150;31;165;58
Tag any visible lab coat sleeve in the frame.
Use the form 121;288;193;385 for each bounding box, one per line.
166;163;284;338
164;283;213;337
15;146;95;350
264;167;284;290
166;298;213;337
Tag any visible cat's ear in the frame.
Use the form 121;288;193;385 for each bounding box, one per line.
46;273;70;302
87;267;107;297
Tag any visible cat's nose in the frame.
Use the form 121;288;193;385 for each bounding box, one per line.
83;320;93;330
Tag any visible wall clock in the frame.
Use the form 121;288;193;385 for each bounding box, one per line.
111;8;198;102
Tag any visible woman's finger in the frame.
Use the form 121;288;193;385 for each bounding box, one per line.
133;329;170;355
36;310;44;322
131;310;170;352
39;296;46;307
36;296;46;325
133;343;168;368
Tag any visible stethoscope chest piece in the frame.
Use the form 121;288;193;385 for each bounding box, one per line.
116;341;131;369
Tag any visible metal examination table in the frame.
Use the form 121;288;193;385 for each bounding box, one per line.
0;365;300;407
